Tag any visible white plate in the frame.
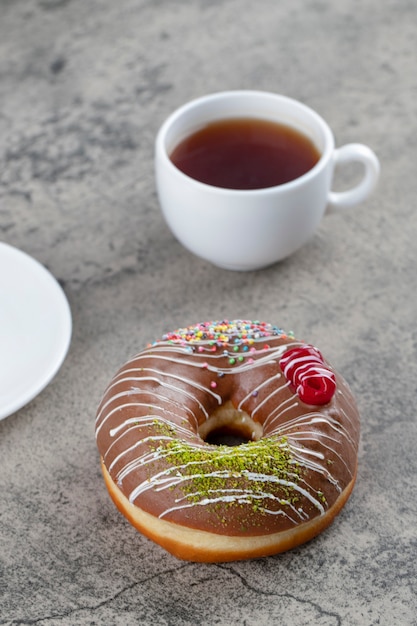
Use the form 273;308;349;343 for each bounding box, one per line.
0;243;72;420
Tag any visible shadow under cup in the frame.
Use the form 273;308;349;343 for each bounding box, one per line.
155;91;378;271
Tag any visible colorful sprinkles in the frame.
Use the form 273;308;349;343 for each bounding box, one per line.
149;320;335;407
157;320;294;346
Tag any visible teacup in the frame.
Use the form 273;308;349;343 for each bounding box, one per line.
155;90;380;271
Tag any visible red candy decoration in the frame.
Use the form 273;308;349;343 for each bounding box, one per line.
279;345;336;406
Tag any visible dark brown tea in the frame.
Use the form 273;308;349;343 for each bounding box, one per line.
170;117;321;190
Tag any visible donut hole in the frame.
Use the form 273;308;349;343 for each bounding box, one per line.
205;426;251;447
198;400;262;447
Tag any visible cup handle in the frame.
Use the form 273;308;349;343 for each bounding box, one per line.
327;143;380;212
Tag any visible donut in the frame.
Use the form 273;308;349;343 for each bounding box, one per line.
95;320;360;562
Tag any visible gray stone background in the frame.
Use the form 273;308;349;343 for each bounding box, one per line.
0;0;416;624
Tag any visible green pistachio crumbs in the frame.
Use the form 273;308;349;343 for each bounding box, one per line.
151;420;304;516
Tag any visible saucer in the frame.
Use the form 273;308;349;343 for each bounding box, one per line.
0;243;72;420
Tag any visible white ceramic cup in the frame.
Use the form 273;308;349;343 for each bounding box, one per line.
155;91;380;271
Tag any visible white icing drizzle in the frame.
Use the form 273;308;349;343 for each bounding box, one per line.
160;492;306;524
250;379;291;418
128;462;325;518
96;374;210;430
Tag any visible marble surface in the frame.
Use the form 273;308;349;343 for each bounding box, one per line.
1;1;416;624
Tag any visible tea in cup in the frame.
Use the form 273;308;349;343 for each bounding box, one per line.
155;91;380;270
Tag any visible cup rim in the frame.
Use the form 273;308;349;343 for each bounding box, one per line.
155;90;335;195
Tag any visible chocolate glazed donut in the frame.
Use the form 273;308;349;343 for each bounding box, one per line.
95;321;360;562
